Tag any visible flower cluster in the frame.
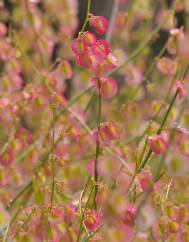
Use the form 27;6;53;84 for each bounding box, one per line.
72;15;118;99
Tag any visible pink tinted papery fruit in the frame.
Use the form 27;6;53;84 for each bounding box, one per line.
0;149;13;166
71;38;87;55
122;205;136;226
84;209;102;232
138;170;153;192
91;77;118;99
75;51;99;69
92;122;120;147
81;31;97;46
89;15;109;35
56;60;72;79
156;57;177;75
176;80;186;100
92;40;110;59
148;132;168;155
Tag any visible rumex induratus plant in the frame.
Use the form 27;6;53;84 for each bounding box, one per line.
0;0;189;241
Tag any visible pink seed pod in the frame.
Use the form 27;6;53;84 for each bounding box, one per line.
0;149;13;166
56;60;72;79
95;184;108;207
89;14;109;35
103;53;118;69
173;126;189;146
87;158;103;177
84;209;102;232
0;22;7;36
138;170;153;192
6;58;22;74
156;57;177;75
0;97;10;109
167;204;187;223
122;205;136;226
148;132;168;155
170;28;184;37
81;31;97;46
51;207;64;221
92;40;110;59
167;36;177;55
124;65;143;86
76;52;99;69
0;168;8;187
94;53;118;74
167;28;184;55
0;41;12;61
16;128;32;145
8;164;23;187
92;122;120;147
71;38;87;55
91;77;118;99
64;204;76;224
176;80;186;100
167;221;180;234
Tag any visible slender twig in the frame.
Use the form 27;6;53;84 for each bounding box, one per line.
3;206;23;242
135;64;189;220
13;141;40;164
138;90;178;172
50;98;56;209
77;184;95;242
126;64;189;194
81;223;104;242
0;127;17;156
79;0;91;35
12;208;36;240
8;183;33;209
93;79;102;209
79;177;91;215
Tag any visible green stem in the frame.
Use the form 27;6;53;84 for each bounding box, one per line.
12;208;36;240
50;99;56;209
79;0;91;35
138;90;178;171
157;90;178;134
77;185;95;242
94;80;102;208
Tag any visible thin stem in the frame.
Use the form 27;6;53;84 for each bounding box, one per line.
94;79;102;208
138;90;178;171
135;64;189;220
77;185;95;242
145;41;168;80
3;207;23;242
79;177;91;215
12;208;36;240
157;90;178;134
81;223;104;242
0;127;17;156
79;0;91;35
8;183;33;209
50;99;56;209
